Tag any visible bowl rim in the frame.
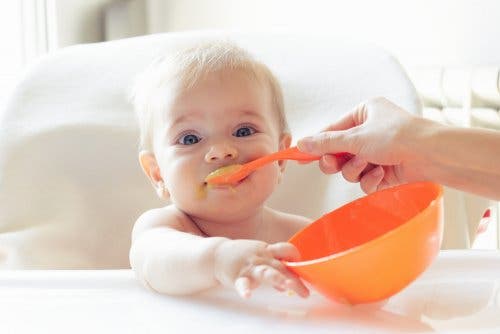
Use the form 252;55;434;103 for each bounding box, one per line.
284;182;443;267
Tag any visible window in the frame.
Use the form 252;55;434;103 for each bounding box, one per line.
0;0;56;113
0;2;23;111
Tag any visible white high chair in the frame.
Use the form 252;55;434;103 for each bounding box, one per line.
0;31;422;268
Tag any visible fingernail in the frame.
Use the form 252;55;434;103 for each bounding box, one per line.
322;154;336;166
241;289;251;299
297;137;314;152
352;156;366;168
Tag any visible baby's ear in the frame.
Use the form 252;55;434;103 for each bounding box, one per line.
277;133;292;177
139;151;170;200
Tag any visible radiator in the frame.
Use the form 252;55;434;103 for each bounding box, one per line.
408;67;500;249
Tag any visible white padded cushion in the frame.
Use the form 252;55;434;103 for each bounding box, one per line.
0;31;420;268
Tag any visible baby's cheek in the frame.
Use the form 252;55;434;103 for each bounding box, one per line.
256;164;281;191
166;164;197;200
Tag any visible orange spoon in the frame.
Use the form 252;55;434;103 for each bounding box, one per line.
205;146;345;186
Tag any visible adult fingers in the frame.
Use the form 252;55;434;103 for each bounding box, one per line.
320;111;359;132
359;166;385;194
297;129;357;156
298;102;369;155
320;103;368;132
341;156;368;183
318;154;343;174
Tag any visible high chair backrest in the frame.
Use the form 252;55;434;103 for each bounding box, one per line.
0;31;420;268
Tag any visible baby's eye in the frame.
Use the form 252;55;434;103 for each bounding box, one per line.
178;133;201;145
233;126;256;137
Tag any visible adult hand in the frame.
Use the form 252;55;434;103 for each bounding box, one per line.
297;97;427;193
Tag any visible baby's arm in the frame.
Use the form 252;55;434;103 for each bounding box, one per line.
129;207;309;298
130;207;227;295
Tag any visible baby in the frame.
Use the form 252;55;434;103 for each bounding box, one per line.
129;41;310;299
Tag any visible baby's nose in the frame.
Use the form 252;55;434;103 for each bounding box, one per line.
205;144;238;163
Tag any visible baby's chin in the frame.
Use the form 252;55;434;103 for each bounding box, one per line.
178;194;274;221
182;204;265;225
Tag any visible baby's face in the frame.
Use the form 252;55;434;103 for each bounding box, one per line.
154;69;289;222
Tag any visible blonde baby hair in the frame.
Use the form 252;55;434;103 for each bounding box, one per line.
130;40;288;152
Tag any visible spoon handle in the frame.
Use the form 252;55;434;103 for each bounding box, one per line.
244;146;341;170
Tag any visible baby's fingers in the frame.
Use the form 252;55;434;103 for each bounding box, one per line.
234;265;285;299
251;265;286;286
235;276;253;299
251;265;309;298
267;242;301;262
283;277;309;298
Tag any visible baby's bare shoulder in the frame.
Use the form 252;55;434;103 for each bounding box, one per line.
132;206;201;239
265;208;312;242
276;211;312;229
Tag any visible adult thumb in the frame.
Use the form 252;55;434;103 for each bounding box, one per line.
297;130;356;156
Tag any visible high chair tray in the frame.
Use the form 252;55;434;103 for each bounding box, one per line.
0;250;499;333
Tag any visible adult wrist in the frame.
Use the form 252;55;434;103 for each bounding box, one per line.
404;116;446;181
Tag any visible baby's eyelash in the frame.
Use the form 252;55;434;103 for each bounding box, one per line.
233;124;258;137
176;131;203;145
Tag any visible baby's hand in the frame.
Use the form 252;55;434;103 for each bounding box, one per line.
214;240;309;299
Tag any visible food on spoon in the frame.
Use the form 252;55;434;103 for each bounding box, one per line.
205;164;243;185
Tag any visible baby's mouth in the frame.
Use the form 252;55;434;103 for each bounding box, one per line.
203;164;242;185
204;175;248;188
203;167;250;189
197;168;250;199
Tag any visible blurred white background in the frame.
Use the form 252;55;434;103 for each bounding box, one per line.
3;0;500;110
2;0;500;105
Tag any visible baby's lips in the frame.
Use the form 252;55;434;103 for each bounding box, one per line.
204;164;245;185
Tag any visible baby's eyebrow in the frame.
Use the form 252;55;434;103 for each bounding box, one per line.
239;109;264;120
168;112;201;129
167;109;263;133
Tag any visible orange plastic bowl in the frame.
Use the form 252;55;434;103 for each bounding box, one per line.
284;182;443;305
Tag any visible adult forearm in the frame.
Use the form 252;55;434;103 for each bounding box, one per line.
412;118;500;200
130;229;228;295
